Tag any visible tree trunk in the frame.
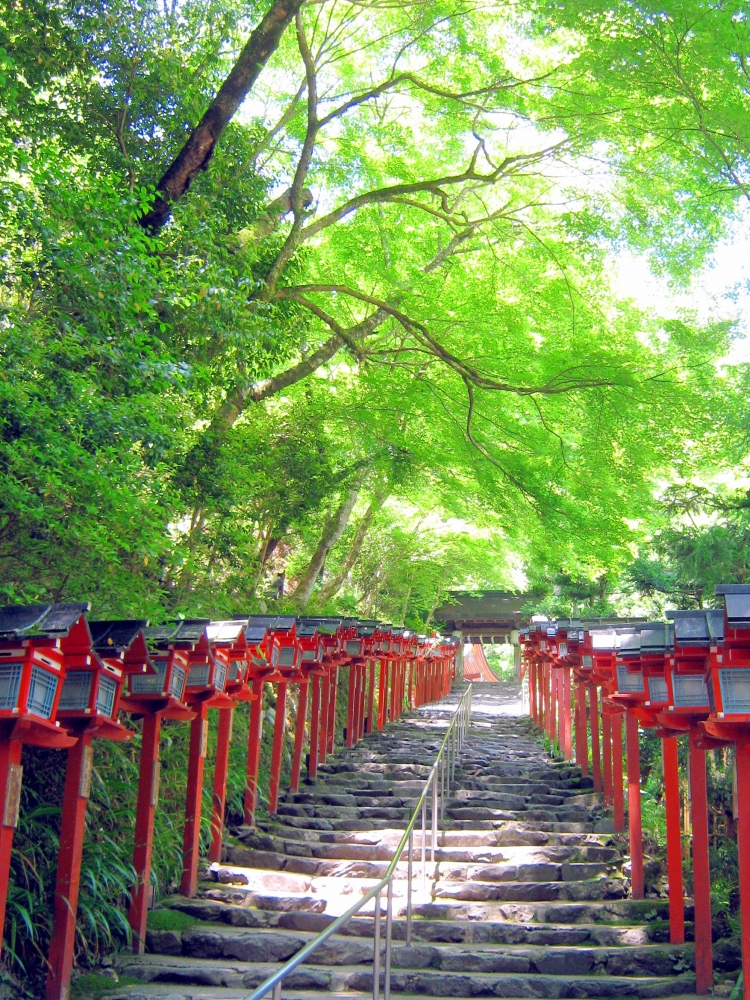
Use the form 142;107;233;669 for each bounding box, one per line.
293;478;364;607
140;0;305;231
317;489;387;603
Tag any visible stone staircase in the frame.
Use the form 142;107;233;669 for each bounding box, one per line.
107;684;698;1000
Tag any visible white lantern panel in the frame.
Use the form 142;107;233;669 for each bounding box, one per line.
648;676;668;703
673;674;709;708
214;660;227;691
170;664;187;700
27;666;59;719
59;670;93;711
96;674;118;717
0;663;22;711
131;660;168;694
616;663;644;693
719;668;750;714
188;664;210;688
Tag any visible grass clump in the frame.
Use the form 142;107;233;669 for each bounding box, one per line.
70;972;140;1000
146;908;202;931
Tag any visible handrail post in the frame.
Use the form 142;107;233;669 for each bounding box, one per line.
272;982;281;1000
373;887;381;1000
431;769;438;863
440;755;445;822
406;827;414;945
421;796;426;901
384;877;393;1000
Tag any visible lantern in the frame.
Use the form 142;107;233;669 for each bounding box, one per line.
204;622;253;857
0;604;87;965
238;618;273;826
47;619;150;1000
0;603;92;728
703;586;750;1000
707;586;749;718
123;623;198;953
180;621;238;900
126;621;209;705
268;616;301;674
57;619;149;731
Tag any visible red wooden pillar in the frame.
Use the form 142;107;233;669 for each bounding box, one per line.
542;663;548;734
612;712;625;833
308;674;320;779
689;726;713;995
130;712;161;951
358;664;365;734
625;712;644;899
0;735;21;956
590;684;602;792
378;660;388;729
602;711;613;807
326;668;338;755
351;665;361;744
359;665;368;738
734;740;750;1000
390;662;398;721
528;662;535;722
180;703;209;898
537;664;544;728
290;680;308;792
46;734;94;1000
209;706;233;863
562;669;572;759
366;661;376;732
318;672;330;764
662;735;685;944
244;676;264;825
345;665;356;749
549;667;557;741
575;682;587;773
268;682;287;814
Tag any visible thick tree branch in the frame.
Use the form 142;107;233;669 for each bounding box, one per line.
301;145;564;240
140;0;305;231
274;283;618;396
262;10;321;293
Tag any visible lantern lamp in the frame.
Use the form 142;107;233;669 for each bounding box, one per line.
58;619;150;728
708;586;750;718
127;621;209;705
661;611;712;713
267;616;301;674
0;603;92;730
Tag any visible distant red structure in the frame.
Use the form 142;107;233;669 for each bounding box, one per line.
463;643;498;683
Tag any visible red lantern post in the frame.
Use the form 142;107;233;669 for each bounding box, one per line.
119;622;197;951
47;618;151;1000
180;622;238;898
702;586;750;1000
0;604;86;959
208;619;265;863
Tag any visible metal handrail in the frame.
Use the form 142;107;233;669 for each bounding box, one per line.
244;683;473;1000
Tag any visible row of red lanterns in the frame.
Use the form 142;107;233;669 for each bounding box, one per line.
0;605;458;1000
519;585;750;1000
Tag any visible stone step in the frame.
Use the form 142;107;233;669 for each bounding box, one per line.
105;990;702;1000
222;840;619;871
173;894;671;930
434;876;627;903
144;923;694;975
114;954;698;997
